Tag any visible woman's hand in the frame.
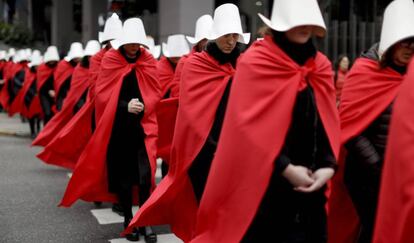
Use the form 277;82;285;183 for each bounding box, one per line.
282;164;315;188
294;167;334;193
128;98;144;114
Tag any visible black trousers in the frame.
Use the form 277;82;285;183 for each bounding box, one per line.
242;170;328;243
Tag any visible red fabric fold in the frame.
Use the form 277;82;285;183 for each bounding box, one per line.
156;97;179;162
87;48;107;101
190;36;340;243
373;59;414;243
36;63;56;92
328;57;404;243
60;48;160;206
0;62;25;110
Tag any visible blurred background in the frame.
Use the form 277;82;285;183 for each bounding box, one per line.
0;0;392;62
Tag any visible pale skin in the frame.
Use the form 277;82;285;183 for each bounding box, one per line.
339;57;350;72
215;33;239;54
123;43;145;114
392;39;414;67
281;25;335;193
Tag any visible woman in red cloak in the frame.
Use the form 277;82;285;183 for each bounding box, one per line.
124;3;250;241
60;18;160;242
191;0;340;242
328;0;414;242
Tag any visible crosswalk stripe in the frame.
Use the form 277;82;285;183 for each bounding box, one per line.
109;233;183;243
91;206;139;225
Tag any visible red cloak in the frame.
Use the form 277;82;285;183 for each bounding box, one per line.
169;47;197;97
53;60;74;100
87;48;107;101
125;50;237;240
9;68;42;118
188;36;340;243
36;63;56;92
155;48;197;162
373;60;414;243
60;48;160;206
32;65;89;147
8;65;31;116
0;62;25;110
36;50;106;170
156;97;179;162
37;100;94;170
328;58;404;243
157;56;175;98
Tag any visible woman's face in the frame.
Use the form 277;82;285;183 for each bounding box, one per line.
392;39;414;67
123;43;141;58
285;26;314;44
215;33;239;54
339;57;350;71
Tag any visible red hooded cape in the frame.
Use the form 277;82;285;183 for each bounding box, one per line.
87;48;107;101
328;58;404;243
125;49;237;240
60;48;160;206
373;60;414;243
9;68;42;118
32;65;89;147
36;63;56;92
36;50;106;170
8;65;31;116
188;36;340;243
0;62;25;110
53;60;74;100
157;56;175;98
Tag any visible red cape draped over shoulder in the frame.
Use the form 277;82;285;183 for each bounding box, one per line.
189;36;340;243
53;60;74;99
36;50;106;170
373;60;414;243
32;65;89;147
60;48;160;206
125;49;237;240
36;63;56;92
9;68;42;118
328;57;404;243
157;56;175;98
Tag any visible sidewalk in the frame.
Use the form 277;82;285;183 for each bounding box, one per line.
0;112;31;137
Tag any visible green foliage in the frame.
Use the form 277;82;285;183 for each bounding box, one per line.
0;22;34;47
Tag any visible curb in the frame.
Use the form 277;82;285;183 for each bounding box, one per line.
0;130;31;138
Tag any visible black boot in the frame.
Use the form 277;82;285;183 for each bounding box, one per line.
140;226;157;243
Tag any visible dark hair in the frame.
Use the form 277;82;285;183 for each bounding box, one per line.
379;37;414;69
334;54;349;82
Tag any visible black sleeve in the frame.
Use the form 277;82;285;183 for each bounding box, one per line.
275;154;291;174
117;73;144;120
345;135;381;165
315;122;338;170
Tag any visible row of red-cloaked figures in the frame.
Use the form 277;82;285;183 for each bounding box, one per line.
1;0;414;242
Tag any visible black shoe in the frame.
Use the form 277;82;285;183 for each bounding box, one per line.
93;201;102;207
112;203;124;216
140;226;157;243
125;228;140;242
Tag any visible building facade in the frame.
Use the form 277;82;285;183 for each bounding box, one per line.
0;0;392;61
